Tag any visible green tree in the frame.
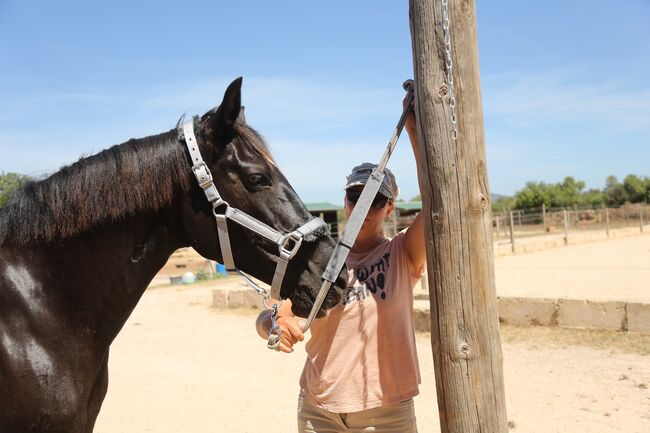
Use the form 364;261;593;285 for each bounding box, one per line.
513;176;586;210
623;174;646;203
492;195;516;213
581;188;605;207
513;181;547;209
0;172;30;207
604;175;628;206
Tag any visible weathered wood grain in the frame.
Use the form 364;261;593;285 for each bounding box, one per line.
408;0;508;431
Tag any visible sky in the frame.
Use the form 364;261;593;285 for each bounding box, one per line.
1;0;649;204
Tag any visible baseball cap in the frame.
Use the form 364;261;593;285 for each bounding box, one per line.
344;162;399;200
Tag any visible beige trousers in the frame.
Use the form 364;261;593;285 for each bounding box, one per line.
297;395;418;433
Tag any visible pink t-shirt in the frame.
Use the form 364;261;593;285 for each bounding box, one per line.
299;231;423;413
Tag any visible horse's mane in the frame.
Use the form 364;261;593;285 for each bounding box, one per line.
0;119;273;246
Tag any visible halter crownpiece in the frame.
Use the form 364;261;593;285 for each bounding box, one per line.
181;117;328;300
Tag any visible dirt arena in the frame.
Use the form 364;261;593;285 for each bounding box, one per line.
94;288;650;432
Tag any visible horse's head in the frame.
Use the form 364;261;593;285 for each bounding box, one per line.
179;78;345;317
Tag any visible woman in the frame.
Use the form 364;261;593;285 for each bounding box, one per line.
256;98;425;433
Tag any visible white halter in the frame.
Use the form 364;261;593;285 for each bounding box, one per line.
181;118;328;300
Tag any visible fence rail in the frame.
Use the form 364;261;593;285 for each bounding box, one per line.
493;203;647;250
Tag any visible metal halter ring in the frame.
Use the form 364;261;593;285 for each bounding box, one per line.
212;199;229;215
278;232;303;259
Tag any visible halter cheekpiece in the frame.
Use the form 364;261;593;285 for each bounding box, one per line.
180;117;328;301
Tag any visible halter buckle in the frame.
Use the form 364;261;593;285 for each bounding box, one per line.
192;161;214;189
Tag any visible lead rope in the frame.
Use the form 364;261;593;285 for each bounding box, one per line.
296;80;416;336
278;1;458;341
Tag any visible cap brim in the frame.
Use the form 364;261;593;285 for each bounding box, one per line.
344;181;367;190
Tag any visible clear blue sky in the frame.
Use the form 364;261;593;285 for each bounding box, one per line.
1;0;648;203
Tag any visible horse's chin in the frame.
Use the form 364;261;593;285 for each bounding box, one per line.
290;284;341;319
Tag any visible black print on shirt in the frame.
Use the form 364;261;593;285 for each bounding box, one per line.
343;252;391;305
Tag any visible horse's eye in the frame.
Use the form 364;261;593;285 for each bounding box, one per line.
247;173;269;187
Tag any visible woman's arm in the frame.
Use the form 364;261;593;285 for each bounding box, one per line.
402;100;426;272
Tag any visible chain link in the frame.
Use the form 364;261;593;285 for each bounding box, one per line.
441;0;458;141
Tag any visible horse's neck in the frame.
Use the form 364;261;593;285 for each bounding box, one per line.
46;207;183;346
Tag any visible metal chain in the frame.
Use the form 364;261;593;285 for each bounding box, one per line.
441;0;458;140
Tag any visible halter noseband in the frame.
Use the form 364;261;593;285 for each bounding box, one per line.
181;118;328;301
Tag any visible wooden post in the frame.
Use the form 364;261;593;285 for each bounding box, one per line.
563;209;569;245
509;211;515;252
604;204;610;237
640;203;644;233
517;210;522;226
408;2;508;430
542;203;547;232
495;215;500;240
574;204;579;226
502;211;508;238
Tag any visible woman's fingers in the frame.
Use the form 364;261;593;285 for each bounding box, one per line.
273;315;305;354
277;316;304;342
279;340;294;353
284;318;305;342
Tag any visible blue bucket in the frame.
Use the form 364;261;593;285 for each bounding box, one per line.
215;262;228;275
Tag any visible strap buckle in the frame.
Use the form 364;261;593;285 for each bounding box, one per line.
192;161;214;189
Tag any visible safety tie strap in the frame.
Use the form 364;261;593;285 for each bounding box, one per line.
214;212;236;271
301;169;385;334
322;170;384;282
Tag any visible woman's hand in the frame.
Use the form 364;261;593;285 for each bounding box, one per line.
256;298;304;353
275;315;304;353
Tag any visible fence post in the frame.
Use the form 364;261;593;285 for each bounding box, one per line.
495;215;500;240
574;204;579;226
509;211;515;252
640;203;645;233
542;203;546;232
624;206;628;227
502;212;508;238
604;204;610;237
563;209;569;245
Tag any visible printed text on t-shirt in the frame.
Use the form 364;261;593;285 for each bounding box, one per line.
343;252;391;304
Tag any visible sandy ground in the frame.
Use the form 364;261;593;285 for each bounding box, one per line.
158;235;650;304
94;284;650;433
494;234;650;303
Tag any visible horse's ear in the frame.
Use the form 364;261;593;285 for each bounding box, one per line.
209;77;242;140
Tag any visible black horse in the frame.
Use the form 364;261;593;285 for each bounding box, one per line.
0;78;345;433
